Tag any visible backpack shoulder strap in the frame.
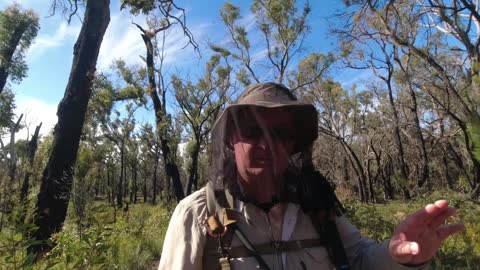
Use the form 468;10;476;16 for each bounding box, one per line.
204;182;237;270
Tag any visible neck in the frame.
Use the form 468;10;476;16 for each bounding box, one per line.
238;175;283;205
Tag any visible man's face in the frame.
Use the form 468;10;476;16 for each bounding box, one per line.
230;107;296;191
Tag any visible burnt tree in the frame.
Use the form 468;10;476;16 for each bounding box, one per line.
136;23;185;201
30;0;110;254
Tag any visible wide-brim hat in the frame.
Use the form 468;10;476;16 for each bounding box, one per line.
211;82;318;153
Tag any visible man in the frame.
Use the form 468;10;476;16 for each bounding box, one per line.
159;82;464;270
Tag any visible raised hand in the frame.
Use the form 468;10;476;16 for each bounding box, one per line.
388;200;465;265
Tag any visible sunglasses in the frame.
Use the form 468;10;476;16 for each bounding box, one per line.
237;125;296;143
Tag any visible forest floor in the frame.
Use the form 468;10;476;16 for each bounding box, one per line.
0;191;479;269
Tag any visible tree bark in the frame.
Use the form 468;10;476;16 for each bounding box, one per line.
152;160;158;204
19;123;41;203
138;28;184;201
29;0;110;255
185;138;201;195
117;143;124;207
8;114;23;184
17;123;41;225
142;163;147;203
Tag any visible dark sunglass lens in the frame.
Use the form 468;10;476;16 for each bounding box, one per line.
274;128;295;142
241;126;262;140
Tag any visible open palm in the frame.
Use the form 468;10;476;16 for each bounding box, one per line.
388;200;465;265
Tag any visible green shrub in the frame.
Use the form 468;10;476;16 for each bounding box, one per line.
42;224;113;270
343;192;480;269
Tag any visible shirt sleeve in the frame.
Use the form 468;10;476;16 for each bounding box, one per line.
336;215;430;270
158;199;207;270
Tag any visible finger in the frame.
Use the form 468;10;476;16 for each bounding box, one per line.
433;199;449;208
390;241;419;263
437;223;466;241
429;207;456;229
405;200;449;226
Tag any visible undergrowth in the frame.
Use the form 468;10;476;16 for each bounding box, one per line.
0;191;478;269
344;191;480;269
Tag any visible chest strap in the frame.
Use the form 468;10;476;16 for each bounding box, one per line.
206;238;327;258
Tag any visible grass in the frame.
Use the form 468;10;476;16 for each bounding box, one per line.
0;191;479;269
0;201;173;270
343;191;480;269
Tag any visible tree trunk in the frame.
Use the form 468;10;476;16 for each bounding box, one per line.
341;141;367;202
132;164;137;204
386;78;410;199
442;153;455;189
117;144;124;208
29;0;110;255
19;123;42;209
106;165;111;204
138;29;184;202
383;156;395;200
8;114;23;184
185;138;200;195
152;161;158;204
407;86;430;189
143;163;147;203
0;22;32;94
365;149;376;203
17;123;41;225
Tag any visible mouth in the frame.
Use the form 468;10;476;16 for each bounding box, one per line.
253;157;272;164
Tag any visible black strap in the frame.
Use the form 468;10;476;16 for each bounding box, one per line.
206;238;327;258
231;223;271;270
317;218;350;270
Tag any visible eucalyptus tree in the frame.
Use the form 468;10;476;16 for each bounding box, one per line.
365;38;412;199
138;123;162;204
0;4;39;94
101;103;140;207
0;89;15;171
291;52;373;201
126;1;198;202
213;0;314;86
31;0;110;254
19;123;41;207
340;0;480;196
172;54;232;195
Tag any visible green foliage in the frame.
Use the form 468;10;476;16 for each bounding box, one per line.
0;88;15;129
250;0;311;59
220;2;240;25
0;3;39;87
344;200;396;242
344;191;480;268
45;225;112;270
33;202;173;270
71;146;97;236
121;0;156;15
0;207;49;270
467;116;480;162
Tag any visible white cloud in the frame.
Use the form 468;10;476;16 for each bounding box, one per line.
14;96;57;141
238;12;256;32
340;70;373;88
97;12;210;71
97;13;146;70
28;21;81;58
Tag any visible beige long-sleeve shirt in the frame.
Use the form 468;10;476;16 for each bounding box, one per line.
158;187;429;270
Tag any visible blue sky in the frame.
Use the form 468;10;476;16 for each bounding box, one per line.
1;0;360;140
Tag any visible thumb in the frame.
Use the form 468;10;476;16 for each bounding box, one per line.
390;241;419;264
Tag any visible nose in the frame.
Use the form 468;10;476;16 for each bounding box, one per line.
256;131;272;150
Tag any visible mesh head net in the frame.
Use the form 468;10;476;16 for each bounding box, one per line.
209;82;319;205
